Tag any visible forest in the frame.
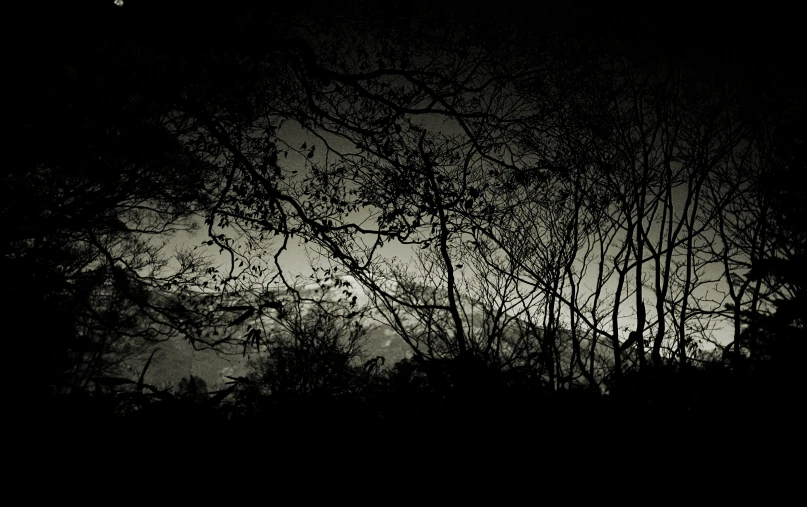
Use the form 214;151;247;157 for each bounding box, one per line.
8;1;803;454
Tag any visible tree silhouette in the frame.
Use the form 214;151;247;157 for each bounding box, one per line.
731;105;806;405
7;10;228;414
13;2;803;438
226;286;372;431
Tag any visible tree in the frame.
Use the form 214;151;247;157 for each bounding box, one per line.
20;2;802;430
153;6;788;397
6;8;229;411
732;103;806;398
227;280;370;427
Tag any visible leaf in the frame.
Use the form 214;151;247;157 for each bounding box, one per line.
301;142;307;150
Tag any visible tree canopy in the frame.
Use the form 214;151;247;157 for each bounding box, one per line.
10;2;804;439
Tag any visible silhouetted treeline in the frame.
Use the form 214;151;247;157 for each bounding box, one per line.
8;2;803;451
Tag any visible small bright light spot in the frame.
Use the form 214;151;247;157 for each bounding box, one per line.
114;0;123;6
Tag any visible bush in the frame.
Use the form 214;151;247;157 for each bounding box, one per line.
230;304;370;422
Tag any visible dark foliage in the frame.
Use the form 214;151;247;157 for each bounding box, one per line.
10;2;803;450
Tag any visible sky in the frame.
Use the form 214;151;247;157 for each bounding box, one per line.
153;110;738;354
132;6;778;356
161;118;423;281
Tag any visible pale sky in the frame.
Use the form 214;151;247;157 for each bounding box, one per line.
154;102;737;353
